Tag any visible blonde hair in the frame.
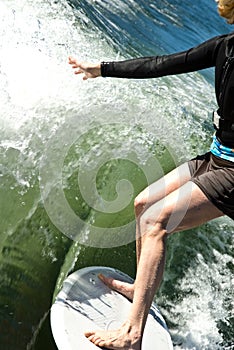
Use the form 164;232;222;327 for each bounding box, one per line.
217;0;234;24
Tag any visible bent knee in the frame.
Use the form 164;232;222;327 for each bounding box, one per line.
139;197;175;238
134;190;149;217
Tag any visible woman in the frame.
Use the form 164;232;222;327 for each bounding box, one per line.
68;1;234;349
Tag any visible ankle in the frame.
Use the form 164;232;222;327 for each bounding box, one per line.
123;321;142;343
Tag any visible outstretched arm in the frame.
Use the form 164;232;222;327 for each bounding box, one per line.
68;56;101;80
69;34;225;80
100;34;226;79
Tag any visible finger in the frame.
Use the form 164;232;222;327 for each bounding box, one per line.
68;57;79;66
70;62;79;68
68;56;76;62
68;57;75;65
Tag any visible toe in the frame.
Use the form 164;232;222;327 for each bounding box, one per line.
84;331;95;338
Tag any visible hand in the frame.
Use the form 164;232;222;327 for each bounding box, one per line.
68;56;101;80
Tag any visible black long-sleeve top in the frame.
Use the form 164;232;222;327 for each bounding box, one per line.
101;32;234;146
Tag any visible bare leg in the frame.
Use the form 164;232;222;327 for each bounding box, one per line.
135;163;191;264
99;163;191;300
85;181;223;349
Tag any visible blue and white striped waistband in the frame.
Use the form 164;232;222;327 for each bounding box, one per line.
210;135;234;162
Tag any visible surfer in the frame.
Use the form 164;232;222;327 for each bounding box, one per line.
68;1;234;349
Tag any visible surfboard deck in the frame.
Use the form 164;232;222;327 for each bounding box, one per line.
50;266;173;350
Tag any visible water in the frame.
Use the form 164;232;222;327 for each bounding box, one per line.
0;0;233;349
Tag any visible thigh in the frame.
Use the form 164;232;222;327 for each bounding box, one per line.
136;162;191;210
141;181;223;235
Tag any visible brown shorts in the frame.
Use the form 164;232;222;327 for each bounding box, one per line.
188;152;234;220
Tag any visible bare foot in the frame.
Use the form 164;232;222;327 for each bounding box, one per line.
85;322;141;350
98;273;135;301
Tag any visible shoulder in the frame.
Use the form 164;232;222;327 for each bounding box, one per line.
204;32;233;60
212;31;234;57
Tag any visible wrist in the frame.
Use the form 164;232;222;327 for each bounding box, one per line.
96;63;101;77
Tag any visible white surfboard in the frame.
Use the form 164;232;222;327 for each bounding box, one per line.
51;266;173;350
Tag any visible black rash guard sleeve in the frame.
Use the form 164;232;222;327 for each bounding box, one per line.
101;34;226;79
